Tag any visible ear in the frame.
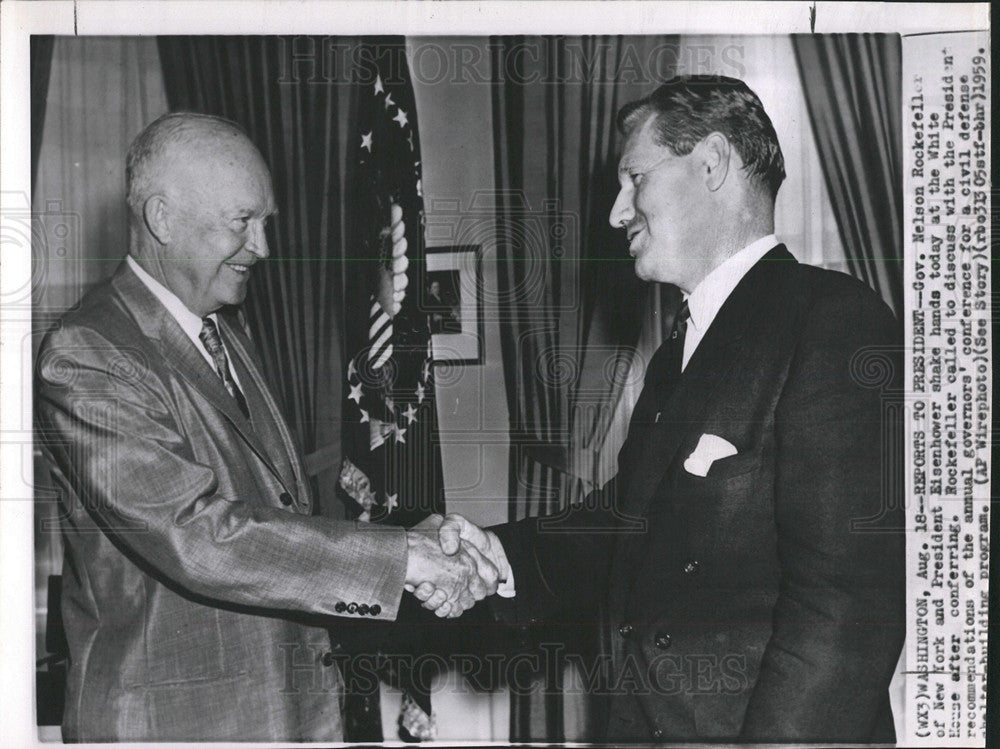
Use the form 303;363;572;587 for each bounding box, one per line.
700;132;731;192
143;195;171;245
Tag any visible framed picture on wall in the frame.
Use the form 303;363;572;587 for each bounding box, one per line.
424;245;483;365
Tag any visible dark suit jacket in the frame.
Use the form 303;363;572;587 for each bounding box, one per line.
35;262;408;741
493;246;905;743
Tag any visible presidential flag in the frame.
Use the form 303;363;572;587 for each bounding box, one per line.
338;37;444;742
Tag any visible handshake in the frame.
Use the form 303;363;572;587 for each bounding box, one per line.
403;514;512;618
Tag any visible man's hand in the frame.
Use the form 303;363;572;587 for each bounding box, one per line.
437;513;511;588
404;518;499;618
376;202;409;317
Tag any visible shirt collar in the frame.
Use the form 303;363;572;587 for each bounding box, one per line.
685;234;777;332
127;255;216;341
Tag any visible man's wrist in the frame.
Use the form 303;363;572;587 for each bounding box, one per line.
486;530;515;597
403;529;427;588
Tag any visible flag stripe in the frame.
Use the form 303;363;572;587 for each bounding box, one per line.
369;312;391;343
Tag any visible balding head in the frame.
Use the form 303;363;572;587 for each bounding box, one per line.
126;112;262;215
125;112;275;316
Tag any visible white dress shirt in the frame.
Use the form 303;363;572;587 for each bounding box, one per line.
682;234;778;370
126;255;243;388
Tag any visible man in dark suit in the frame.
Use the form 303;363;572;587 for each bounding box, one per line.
427;76;905;742
35;112;497;742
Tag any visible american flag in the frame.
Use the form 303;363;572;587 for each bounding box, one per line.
340;37;444;527
338;37;445;741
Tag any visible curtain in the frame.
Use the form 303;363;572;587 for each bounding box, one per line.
33;37;168;316
30;35;55;186
491;35;679;741
492;36;679;523
792;34;903;315
157;36;354;513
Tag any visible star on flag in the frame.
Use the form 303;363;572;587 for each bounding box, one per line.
385;493;398;512
393;108;409;128
415;382;425;403
374;75;384;95
403;403;417;424
348;381;363;403
361;131;373;152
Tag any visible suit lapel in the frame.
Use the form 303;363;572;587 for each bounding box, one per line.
622;245;795;519
219;313;311;504
110;263;283;481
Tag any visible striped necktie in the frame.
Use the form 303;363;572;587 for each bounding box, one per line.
199;317;251;420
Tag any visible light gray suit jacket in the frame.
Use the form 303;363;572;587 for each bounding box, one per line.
36;262;407;741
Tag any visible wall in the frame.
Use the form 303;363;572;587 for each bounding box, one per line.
408;37;511;528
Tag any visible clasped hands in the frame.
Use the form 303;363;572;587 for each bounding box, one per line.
404;514;510;618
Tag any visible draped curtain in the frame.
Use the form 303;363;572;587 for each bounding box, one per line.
792;34;903;315
30;36;55;186
492;36;679;525
34;37;169;315
157;37;355;513
491;35;679;741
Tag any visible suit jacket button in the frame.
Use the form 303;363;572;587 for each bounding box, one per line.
683;560;700;575
618;623;634;639
357;604;370;615
334;601;347;613
654;633;672;650
347;602;358;614
279;492;293;506
321;651;336;667
370;604;381;616
652;728;665;740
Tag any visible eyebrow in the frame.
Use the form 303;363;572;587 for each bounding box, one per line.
617;159;636;176
230;206;278;218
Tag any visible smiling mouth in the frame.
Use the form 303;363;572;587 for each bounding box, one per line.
627;229;643;255
226;262;254;275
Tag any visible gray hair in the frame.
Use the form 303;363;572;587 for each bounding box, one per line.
125;112;248;212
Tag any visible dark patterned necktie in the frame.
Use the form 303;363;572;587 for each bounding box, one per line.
663;298;691;381
199;317;251;420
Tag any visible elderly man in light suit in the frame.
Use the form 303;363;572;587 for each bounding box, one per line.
431;76;905;743
35;112;497;742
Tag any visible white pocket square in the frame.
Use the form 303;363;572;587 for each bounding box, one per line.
683;434;738;477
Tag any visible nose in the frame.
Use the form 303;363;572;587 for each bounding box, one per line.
608;185;634;230
247;220;270;259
